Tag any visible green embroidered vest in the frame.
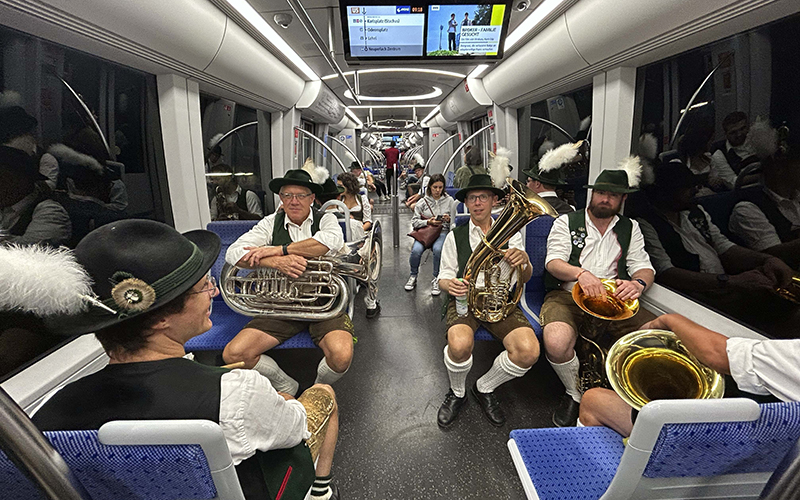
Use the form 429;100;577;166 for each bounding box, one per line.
271;209;324;245
544;210;632;291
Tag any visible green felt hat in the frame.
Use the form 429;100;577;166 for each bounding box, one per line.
454;174;506;202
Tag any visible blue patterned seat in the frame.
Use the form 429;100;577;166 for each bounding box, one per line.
508;399;800;500
0;420;245;500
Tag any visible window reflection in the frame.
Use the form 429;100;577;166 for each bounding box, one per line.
629;14;800;339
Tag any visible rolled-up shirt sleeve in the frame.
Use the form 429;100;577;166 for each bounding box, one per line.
545;214;571;266
226;215;275;265
726;337;800;402
360;194;372;224
626;219;655;277
637;218;675;274
438;231;458;281
315;212;345;255
729;201;781;251
218;369;310;465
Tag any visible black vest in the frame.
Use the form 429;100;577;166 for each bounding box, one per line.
271;209;324;245
236;189;251;212
638;204;712;272
739;188;797;243
540;194;574;216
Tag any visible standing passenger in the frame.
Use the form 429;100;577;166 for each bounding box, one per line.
382;141;400;195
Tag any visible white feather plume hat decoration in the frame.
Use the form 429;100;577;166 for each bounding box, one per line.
538;143;579;173
489;147;512;189
301;157;330;184
619;156;643;188
747;118;778;160
0;245;94;317
208;133;224;150
413;153;425;167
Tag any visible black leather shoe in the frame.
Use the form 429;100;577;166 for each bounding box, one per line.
471;382;505;427
437;389;467;428
365;301;381;318
552;395;580;427
329;483;340;500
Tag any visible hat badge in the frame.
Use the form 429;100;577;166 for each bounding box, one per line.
110;274;156;312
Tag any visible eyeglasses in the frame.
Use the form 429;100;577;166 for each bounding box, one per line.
279;192;314;201
189;275;218;297
466;194;491;203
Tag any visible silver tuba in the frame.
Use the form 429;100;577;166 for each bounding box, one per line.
220;220;382;321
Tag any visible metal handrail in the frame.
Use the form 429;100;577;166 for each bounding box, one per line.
208;121;257;152
327;135;368;188
670;53;731;148
442;124;494;176
294;127;346;173
530;116;575;143
423;133;460;176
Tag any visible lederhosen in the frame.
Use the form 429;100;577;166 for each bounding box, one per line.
544;210;632;292
739;189;798;243
271;209;324;245
32;358;315;500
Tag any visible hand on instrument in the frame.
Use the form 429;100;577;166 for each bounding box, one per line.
577;270;606;298
729;269;776;292
268;254;308;278
503;248;529;268
761;257;793;289
614;279;643;301
448;278;469;298
242;246;281;267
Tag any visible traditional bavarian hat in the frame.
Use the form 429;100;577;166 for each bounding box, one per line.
269;158;329;196
46;219;220;336
524;141;588;186
585;156;643;194
454;173;505;202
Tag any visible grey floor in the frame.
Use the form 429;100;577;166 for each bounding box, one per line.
206;204;564;499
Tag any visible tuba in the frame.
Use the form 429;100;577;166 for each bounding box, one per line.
606;329;725;410
465;178;558;323
220;221;382;320
572;279;639;392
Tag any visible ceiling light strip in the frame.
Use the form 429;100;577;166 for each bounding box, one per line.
348;105;438;109
345;108;364;128
468;64;490;79
505;0;571;50
321;68;466;80
421;106;440;125
344;87;442;102
224;0;318;81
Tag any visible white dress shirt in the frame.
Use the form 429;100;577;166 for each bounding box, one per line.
210;186;263;220
729;187;800;251
637;206;735;275
726;337;800;402
546;209;654;291
439;219;524;289
219;369;310;465
226;210;344;265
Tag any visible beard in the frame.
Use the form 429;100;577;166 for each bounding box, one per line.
588;201;619;219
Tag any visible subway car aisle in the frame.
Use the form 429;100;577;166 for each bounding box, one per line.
262;210;562;499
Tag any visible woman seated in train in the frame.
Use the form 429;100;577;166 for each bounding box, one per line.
579;313;798;437
453;146;487;188
336;172;372;233
404;174;456;295
31;220;342;500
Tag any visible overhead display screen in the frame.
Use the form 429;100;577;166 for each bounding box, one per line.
345;5;426;57
340;1;511;62
426;4;506;56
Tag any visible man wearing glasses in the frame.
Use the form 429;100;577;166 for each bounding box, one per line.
223;169;352;396
436;174;540;428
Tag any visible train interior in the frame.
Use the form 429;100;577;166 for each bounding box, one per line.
1;0;800;498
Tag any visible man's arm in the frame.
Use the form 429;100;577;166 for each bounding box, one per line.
642;314;730;374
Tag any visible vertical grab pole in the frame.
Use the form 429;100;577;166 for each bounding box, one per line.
393;165;400;247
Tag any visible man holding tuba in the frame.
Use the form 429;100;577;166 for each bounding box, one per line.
223;167;353;396
580;313;798;437
436;174;540;428
542;156;656;427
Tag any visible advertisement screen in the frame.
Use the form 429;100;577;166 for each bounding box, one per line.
345;5;426;57
425;4;506;56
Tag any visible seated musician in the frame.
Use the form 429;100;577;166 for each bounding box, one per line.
32;220;341;500
543;157;656;427
223;168;353;395
437;173;540;428
523;142;578;216
580;313;799;437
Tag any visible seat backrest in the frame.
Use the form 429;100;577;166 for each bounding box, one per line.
522;217;554;313
446;171;455;187
207;221;260;300
0;424;231;500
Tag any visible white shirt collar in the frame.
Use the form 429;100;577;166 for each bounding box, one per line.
284;209;314;229
538;190;557;198
468;217;492;236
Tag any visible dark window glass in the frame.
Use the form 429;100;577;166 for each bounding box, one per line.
0;25;170;379
629;14;800;339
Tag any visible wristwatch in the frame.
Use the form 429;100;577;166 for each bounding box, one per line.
635;278;647;289
281;243;290;256
716;274;729;287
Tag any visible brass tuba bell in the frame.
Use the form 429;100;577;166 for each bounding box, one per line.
606;329;725;410
464;178;558;323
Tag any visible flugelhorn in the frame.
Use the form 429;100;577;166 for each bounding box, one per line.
464;178;557;323
606;329;725;410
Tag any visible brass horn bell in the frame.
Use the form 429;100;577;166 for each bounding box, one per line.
572;278;639;320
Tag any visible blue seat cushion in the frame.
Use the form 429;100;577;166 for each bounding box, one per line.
510;427;625;500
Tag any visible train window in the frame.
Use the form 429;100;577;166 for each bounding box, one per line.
201;95;271;220
0;25;170;379
629;14;800;339
521;86;592;209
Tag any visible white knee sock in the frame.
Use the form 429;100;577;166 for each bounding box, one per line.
444;345;472;397
315;357;348;385
254;355;299;396
476;350;530;393
576;418;585;427
548;353;582;403
364;295;377;309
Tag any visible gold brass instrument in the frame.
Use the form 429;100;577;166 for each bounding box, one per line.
220;221;382;320
777;273;800;304
606;329;725;410
572;279;639;391
465;178;558;323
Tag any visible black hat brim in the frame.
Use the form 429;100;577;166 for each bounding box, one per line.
269;177;323;196
584;183;638;194
454;185;506;202
523;169;568;187
46;230;221;337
